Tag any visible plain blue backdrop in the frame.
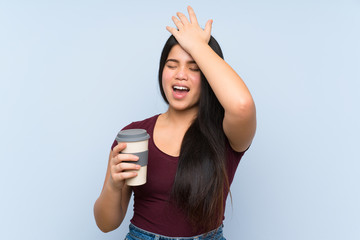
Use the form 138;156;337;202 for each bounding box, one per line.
1;0;359;239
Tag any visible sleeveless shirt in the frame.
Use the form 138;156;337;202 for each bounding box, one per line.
111;114;246;237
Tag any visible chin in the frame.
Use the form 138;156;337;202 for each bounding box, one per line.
169;102;199;112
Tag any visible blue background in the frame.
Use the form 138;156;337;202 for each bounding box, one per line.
1;0;359;239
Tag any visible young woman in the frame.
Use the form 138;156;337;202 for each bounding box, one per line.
94;6;256;240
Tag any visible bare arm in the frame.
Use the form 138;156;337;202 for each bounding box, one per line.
188;43;256;152
94;143;139;232
167;6;256;152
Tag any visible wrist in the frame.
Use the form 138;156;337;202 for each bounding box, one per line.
106;179;123;194
186;41;209;55
187;43;214;66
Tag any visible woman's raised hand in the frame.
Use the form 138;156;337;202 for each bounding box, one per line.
108;143;140;191
166;6;212;53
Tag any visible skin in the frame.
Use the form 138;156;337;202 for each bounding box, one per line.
94;6;256;233
162;44;201;114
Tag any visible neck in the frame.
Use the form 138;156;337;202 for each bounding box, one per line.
163;106;198;128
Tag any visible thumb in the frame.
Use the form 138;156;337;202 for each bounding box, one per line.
204;19;213;37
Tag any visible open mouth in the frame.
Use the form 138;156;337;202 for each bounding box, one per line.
172;86;190;92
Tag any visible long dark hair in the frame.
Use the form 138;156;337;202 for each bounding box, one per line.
158;35;229;232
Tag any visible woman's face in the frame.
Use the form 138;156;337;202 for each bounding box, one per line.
162;44;202;112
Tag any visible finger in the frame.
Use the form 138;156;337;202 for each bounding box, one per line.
171;16;183;30
187;6;198;24
112;171;138;182
112;153;139;165
112;142;127;157
113;162;140;173
166;26;179;37
205;19;213;37
176;11;189;25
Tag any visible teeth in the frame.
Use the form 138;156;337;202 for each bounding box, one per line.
173;86;189;91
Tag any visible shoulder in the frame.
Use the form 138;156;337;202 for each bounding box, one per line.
225;138;249;164
111;114;160;150
122;114;160;131
225;139;250;184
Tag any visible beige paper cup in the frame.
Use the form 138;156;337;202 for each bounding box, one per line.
116;129;150;186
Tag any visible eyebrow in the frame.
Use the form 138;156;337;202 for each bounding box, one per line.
165;59;197;64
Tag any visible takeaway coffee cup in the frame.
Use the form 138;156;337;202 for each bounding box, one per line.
116;129;150;186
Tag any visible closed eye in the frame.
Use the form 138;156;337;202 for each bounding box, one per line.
166;65;177;69
189;63;200;72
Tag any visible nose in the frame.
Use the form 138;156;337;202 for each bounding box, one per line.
175;67;187;80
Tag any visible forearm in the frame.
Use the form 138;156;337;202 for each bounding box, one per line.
94;183;128;232
167;6;257;151
189;43;255;115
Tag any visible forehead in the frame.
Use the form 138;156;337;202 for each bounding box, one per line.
167;44;195;62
